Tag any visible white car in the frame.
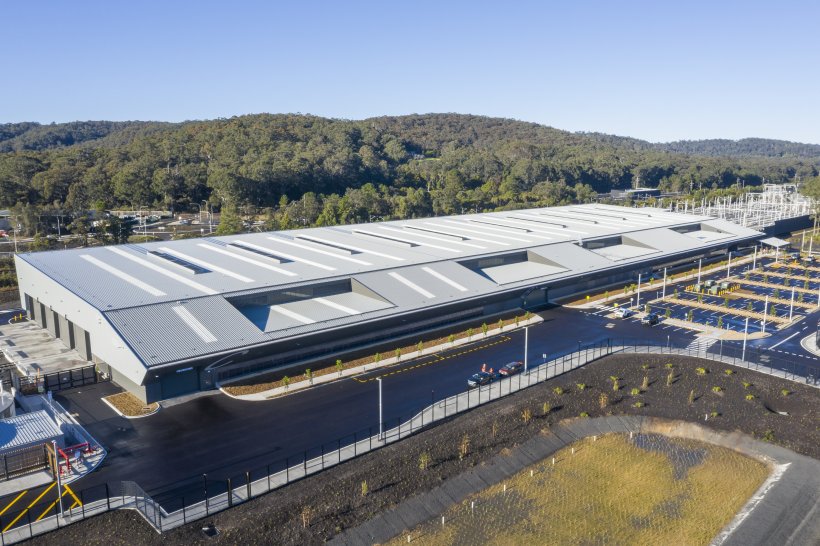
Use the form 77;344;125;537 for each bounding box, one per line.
615;308;634;319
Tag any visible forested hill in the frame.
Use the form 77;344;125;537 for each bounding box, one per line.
1;114;818;227
654;138;820;158
0;120;166;152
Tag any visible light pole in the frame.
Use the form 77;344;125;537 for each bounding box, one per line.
726;251;731;280
523;326;529;374
761;295;769;334
636;273;642;308
789;287;795;321
742;317;749;361
53;440;64;517
752;245;757;270
377;377;383;441
697;259;702;284
662;267;667;299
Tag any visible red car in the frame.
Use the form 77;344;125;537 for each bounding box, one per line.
499;361;524;376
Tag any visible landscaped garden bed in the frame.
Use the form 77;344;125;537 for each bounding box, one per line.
29;354;819;545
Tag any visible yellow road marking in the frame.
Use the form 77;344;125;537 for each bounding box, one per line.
353;336;512;383
0;490;28;517
63;484;82;507
3;482;55;531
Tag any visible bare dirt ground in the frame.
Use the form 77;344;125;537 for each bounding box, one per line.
26;354;820;545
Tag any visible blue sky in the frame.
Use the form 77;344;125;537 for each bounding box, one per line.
4;1;819;143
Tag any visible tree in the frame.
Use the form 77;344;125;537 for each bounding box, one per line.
215;205;243;235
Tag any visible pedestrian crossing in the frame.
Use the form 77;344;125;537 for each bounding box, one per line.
686;336;718;353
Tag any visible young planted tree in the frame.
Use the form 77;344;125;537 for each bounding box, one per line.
336;359;343;377
599;392;608;409
394;348;401;361
282;375;290;390
481;322;488;337
304;369;313;384
417;341;424;355
458;434;470;461
418;451;431;471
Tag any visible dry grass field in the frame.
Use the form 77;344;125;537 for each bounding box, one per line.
391;433;768;546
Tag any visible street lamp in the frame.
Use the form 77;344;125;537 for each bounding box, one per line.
523;326;529;374
377;377;383;441
742;317;749;361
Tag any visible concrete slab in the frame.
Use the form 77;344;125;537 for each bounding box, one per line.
0;321;89;375
0;470;52;497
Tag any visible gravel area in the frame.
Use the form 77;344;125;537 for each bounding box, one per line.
103;392;159;417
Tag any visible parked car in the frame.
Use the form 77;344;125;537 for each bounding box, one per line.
641;313;660;326
499;361;524;376
616;308;634;319
467;372;493;388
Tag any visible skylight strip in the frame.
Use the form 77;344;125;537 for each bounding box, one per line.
354;230;461;253
271;238;373;265
504;215;589;235
403;225;468;241
269;305;316;324
388;272;435;298
441;220;533;242
422;267;468;292
467;218;532;232
296;235;404;261
381;226;485;249
172;305;217;343
258;239;336;271
313;297;359;315
562;208;656;225
159;247;254;283
591;205;654;218
197;244;298;277
424;223;512;245
108;247;218;295
80;255;166;297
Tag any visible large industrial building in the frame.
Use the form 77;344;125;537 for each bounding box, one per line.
14;204;762;402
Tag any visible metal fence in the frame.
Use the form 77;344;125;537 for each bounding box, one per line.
18;365;99;395
0;445;47;482
1;337;816;543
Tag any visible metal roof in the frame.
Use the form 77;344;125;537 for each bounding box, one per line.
0;410;62;452
759;236;790;248
18;204;763;370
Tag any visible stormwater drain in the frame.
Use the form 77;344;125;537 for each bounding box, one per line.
202;523;219;538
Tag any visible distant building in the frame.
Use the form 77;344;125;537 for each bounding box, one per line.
610;188;661;200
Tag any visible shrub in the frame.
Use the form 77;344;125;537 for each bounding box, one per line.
781;389;791;397
641;375;649;390
466;327;473;339
553;386;564;395
665;363;674;369
447;334;455;344
666;371;674;387
481;322;488;336
630;387;640;396
576;383;586;391
395;348;401;361
695;367;708;376
687;310;694;322
497;318;503;330
522;408;532;423
747;301;753;312
773;288;780;299
770;306;777;317
712;386;722;393
282;376;290;390
579;412;590;418
305;369;313;383
419;451;431;471
374;352;381;363
542;402;551;415
724;369;734;375
612;379;620;392
599;393;608;409
417;341;423;355
491;420;498;439
458;434;470;461
665;308;671;319
632;401;645;408
742;381;751;389
745;394;755;401
301;505;313;528
641;364;649;370
360;480;369;497
710;411;719;418
762;429;775;442
609;375;619;382
716;316;723;329
336;360;343;376
723;295;729;307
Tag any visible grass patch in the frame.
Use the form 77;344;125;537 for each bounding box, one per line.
389;434;768;545
103;392;159;417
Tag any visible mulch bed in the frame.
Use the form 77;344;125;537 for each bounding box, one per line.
102;392;159;417
27;354;820;545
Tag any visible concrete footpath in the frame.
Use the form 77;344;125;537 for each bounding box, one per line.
330;416;820;546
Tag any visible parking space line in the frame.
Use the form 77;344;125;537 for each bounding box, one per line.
0;490;27;517
353;335;513;383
